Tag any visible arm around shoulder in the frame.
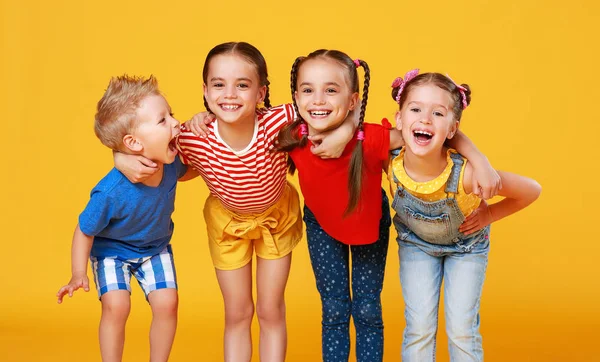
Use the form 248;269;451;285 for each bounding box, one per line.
464;164;541;224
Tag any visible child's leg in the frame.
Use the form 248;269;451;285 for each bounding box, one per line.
255;254;292;362
91;256;133;362
350;202;390;362
132;245;179;362
99;290;131;362
216;263;254;362
304;206;351;362
399;240;443;362
443;238;489;362
147;289;178;362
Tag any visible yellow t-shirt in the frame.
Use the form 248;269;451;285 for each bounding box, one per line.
389;148;481;217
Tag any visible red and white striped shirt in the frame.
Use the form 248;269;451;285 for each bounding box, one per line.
177;104;295;214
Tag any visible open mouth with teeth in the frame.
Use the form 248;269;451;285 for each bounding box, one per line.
309;110;331;117
220;104;241;111
413;130;434;145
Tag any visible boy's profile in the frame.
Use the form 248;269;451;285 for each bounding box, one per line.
56;75;196;361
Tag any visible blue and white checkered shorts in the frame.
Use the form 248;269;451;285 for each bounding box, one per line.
90;245;177;301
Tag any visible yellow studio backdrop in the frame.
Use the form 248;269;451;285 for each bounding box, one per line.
1;0;598;361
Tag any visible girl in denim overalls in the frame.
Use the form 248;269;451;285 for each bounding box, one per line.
388;70;541;362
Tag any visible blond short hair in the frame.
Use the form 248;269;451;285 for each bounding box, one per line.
94;75;160;151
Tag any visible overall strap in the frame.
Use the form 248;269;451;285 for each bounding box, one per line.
390;148;403;184
444;152;464;197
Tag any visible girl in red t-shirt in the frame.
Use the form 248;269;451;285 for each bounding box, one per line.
276;49;500;362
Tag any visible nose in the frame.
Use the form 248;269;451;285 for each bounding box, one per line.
224;84;237;99
420;115;432;124
312;91;326;105
170;116;180;129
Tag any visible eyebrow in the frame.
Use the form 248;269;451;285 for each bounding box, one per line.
408;101;448;110
299;81;341;87
210;77;253;83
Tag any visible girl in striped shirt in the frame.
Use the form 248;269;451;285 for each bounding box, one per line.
114;42;357;362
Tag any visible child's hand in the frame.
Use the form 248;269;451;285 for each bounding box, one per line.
471;161;502;200
308;132;347;159
459;201;493;235
56;274;90;304
183;112;215;138
113;151;158;183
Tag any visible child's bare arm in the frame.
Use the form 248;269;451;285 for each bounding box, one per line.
460;165;541;234
56;224;93;303
448;130;501;199
178;167;199;181
183;112;214;138
485;171;541;222
389;129;404;150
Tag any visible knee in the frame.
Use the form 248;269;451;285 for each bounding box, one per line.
150;291;178;319
322;296;351;326
446;313;479;341
256;299;285;326
101;294;131;322
405;309;438;339
225;300;254;326
351;295;382;328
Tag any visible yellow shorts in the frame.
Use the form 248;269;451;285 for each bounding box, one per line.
203;182;303;271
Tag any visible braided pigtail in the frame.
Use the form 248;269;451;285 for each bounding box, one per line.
275;57;308;175
203;97;212;114
263;80;272;109
345;59;370;215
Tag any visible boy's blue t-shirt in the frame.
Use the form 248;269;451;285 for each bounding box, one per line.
79;158;187;259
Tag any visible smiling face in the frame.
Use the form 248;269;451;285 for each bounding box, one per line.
125;94;180;164
396;83;458;157
294;57;359;134
203;54;266;126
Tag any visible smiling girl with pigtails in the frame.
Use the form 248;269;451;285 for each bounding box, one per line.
276;51;505;361
388;70;541;362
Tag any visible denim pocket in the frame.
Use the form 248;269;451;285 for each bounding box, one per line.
403;206;452;244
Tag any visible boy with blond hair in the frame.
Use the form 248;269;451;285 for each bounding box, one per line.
56;75;196;362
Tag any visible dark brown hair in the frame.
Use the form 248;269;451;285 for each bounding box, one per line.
276;49;370;214
391;72;471;121
202;42;271;113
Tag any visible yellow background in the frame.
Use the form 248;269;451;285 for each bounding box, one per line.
1;0;598;361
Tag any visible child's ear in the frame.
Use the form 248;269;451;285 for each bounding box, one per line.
349;92;360;111
123;135;143;152
257;85;267;104
447;120;459;139
394;111;403;131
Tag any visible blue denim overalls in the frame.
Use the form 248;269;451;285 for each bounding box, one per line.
390;148;490;362
391;149;489;252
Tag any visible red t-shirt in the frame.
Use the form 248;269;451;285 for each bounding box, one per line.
289;123;390;245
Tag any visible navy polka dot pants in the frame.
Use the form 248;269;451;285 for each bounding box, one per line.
304;190;391;362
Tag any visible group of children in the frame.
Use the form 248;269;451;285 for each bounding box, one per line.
56;42;541;362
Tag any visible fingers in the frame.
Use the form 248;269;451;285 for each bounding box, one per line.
310;143;332;159
472;179;481;196
307;134;325;143
481;185;492;200
459;214;479;233
56;285;76;303
461;223;483;235
56;286;69;304
190;119;207;138
137;156;157;169
83;278;90;292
